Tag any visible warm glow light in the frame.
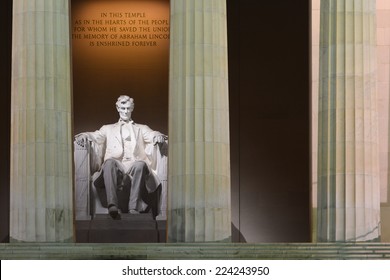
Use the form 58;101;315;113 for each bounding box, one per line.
72;0;170;135
72;0;169;66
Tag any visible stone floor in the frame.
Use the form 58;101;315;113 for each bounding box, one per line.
1;242;390;260
76;213;166;243
3;214;390;259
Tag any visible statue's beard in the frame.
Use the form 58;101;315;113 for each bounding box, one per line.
120;114;131;121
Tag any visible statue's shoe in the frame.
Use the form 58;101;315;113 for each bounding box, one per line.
108;205;120;219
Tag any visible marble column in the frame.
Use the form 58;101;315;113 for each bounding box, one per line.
318;0;381;241
10;0;73;242
168;0;231;242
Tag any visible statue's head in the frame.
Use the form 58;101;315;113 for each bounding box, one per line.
116;95;134;122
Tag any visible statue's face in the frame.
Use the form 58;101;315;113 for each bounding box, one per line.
117;101;134;122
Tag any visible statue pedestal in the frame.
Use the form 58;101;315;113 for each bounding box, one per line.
76;213;166;243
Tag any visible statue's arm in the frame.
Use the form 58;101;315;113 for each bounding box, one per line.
74;126;107;173
74;126;107;146
140;124;167;145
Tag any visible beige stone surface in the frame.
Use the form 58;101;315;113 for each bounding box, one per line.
316;0;381;242
10;0;73;242
377;0;390;242
312;0;390;241
167;0;231;242
311;0;320;241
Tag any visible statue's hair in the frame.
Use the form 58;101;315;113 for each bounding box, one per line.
116;95;134;108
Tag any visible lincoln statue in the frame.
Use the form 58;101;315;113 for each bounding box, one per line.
75;95;167;219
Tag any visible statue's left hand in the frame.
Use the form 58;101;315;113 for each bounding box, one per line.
153;134;168;145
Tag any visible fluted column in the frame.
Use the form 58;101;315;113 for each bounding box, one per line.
318;0;381;241
168;0;231;242
10;0;73;242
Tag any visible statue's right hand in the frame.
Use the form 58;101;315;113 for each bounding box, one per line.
75;133;88;147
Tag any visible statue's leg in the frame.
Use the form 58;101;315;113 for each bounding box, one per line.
101;158;123;218
140;185;161;218
128;161;149;213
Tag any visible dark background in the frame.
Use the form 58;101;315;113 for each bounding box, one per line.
227;0;310;242
0;0;310;243
0;0;12;243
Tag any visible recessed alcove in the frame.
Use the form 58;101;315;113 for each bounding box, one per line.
0;0;311;243
72;0;311;243
71;0;170;242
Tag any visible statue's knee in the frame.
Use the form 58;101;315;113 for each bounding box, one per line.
133;161;148;173
102;158;118;171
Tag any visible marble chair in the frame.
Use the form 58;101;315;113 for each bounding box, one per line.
74;139;168;220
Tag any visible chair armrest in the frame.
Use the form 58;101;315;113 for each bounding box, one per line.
155;141;168;219
74;140;91;220
155;141;168;181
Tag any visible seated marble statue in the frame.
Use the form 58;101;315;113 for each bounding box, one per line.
75;95;167;219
